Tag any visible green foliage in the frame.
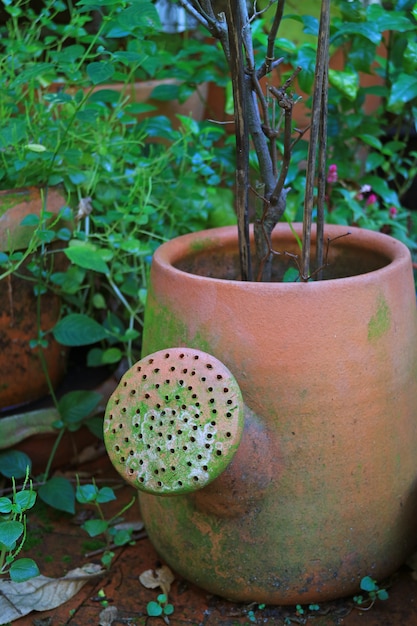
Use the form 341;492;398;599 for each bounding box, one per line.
38;476;75;514
258;0;417;249
146;593;175;618
75;481;136;569
0;451;32;479
0;469;39;581
354;575;389;605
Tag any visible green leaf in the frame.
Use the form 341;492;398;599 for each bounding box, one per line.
25;143;47;153
9;558;40;582
96;487;116;504
0;451;32;479
112;528;132;546
147;601;163;617
363;175;400;206
333;21;381;45
151;83;180;102
0;521;24;549
367;4;415;34
404;40;417;72
53;314;110;346
86;61;115;85
164;604;175;616
38;477;75;514
387;73;417;113
377;588;389;601
14;489;36;512
100;347;123;365
58;390;102;426
20;214;40;226
76;483;98;504
360;576;377;592
83;518;108;537
329;67;359;101
357;134;383;151
0;497;12;514
64;242;110;274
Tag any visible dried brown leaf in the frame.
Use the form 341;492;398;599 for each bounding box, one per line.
139;565;175;596
0;563;104;624
99;605;118;626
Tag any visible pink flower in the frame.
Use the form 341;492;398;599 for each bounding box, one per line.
366;193;378;206
326;164;338;184
389;206;398;218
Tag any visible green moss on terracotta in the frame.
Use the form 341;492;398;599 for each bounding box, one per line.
368;295;391;341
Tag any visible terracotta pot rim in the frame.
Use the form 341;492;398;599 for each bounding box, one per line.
154;223;411;288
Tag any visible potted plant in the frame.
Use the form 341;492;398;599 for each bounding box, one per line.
103;0;417;607
0;0;236;432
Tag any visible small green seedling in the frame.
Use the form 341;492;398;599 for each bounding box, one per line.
75;480;136;569
247;603;266;622
147;593;174;622
354;575;389;608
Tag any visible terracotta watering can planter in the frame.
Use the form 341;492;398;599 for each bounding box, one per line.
104;223;417;604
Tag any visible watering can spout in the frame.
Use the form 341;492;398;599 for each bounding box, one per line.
103;348;247;497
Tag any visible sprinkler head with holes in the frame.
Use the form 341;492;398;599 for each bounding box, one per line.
103;348;245;495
